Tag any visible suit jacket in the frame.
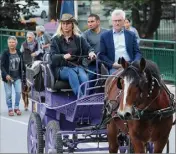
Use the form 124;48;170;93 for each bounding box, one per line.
99;29;141;69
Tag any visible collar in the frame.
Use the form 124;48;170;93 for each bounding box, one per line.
90;27;101;34
113;28;124;34
61;34;74;40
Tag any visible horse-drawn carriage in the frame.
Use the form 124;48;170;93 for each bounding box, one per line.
26;56;175;153
26;54;134;153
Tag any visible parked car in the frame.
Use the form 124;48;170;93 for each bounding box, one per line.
30;1;49;18
15;0;48;19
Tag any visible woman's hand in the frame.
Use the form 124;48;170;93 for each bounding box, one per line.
31;53;37;57
42;44;50;49
88;52;96;60
63;53;71;60
6;75;13;81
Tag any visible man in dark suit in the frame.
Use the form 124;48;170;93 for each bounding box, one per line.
99;9;141;74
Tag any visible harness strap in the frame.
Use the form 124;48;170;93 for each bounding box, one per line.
135;106;176;120
160;80;175;105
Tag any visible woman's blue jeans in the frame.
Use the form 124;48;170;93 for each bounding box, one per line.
59;66;89;96
4;79;22;111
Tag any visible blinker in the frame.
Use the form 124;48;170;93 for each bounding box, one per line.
117;77;123;89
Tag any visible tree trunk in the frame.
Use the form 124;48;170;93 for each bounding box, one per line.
132;0;161;39
142;0;162;38
131;4;141;35
48;0;62;21
57;0;62;19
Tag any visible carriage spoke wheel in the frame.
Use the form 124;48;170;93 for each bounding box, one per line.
146;142;154;153
27;112;44;153
45;120;63;154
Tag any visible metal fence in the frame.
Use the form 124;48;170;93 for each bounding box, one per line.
154;19;176;41
140;39;176;83
0;29;27;54
0;29;176;83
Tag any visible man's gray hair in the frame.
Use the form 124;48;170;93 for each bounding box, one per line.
36;25;45;32
26;31;35;38
111;9;126;20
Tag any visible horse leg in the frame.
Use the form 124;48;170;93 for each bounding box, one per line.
154;118;172;153
107;120;118;153
130;138;145;153
26;93;29;108
154;137;169;153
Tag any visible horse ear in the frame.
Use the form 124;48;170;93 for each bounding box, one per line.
140;58;146;72
121;57;129;69
118;58;122;64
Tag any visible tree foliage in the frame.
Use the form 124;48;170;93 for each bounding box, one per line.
101;0;162;38
0;0;37;29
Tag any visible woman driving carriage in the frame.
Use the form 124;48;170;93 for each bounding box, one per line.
50;13;96;97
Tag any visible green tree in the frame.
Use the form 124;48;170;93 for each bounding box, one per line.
0;0;62;29
0;0;37;29
101;0;162;38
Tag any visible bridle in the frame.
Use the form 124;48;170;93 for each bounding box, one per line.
114;64;176;120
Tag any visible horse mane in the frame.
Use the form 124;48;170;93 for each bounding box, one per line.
131;59;161;83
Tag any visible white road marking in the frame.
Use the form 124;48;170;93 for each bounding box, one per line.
0;116;28;126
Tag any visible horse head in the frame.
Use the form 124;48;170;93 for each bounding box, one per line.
116;57;161;120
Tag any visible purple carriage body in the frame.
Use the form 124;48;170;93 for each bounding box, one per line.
26;61;147;153
26;61;112;153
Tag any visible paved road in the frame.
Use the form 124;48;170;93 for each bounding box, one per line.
0;80;175;153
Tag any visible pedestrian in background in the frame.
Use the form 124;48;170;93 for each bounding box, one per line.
20;31;39;64
100;10;141;74
124;18;140;44
1;36;26;116
82;14;108;82
36;25;51;56
20;31;39;111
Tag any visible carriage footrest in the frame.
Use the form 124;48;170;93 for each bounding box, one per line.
75;126;96;131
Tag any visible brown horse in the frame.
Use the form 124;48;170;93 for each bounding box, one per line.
104;57;175;153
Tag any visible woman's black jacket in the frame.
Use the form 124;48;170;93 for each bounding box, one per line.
1;49;26;83
50;35;94;79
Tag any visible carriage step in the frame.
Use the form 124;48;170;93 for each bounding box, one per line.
75;125;106;131
75;126;96;131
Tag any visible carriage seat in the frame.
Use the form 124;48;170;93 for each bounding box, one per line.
45;64;71;91
43;52;71;91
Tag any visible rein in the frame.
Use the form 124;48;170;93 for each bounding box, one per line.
65;55;119;78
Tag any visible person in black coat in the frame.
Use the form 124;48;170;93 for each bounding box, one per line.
50;13;96;97
1;36;26;116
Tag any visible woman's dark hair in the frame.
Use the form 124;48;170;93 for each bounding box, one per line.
125;18;131;23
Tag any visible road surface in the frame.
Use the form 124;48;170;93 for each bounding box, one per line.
0;80;175;153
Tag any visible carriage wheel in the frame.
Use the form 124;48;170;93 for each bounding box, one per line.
56;128;63;153
119;147;126;153
27;112;44;153
146;142;154;153
45;120;63;153
118;133;128;153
